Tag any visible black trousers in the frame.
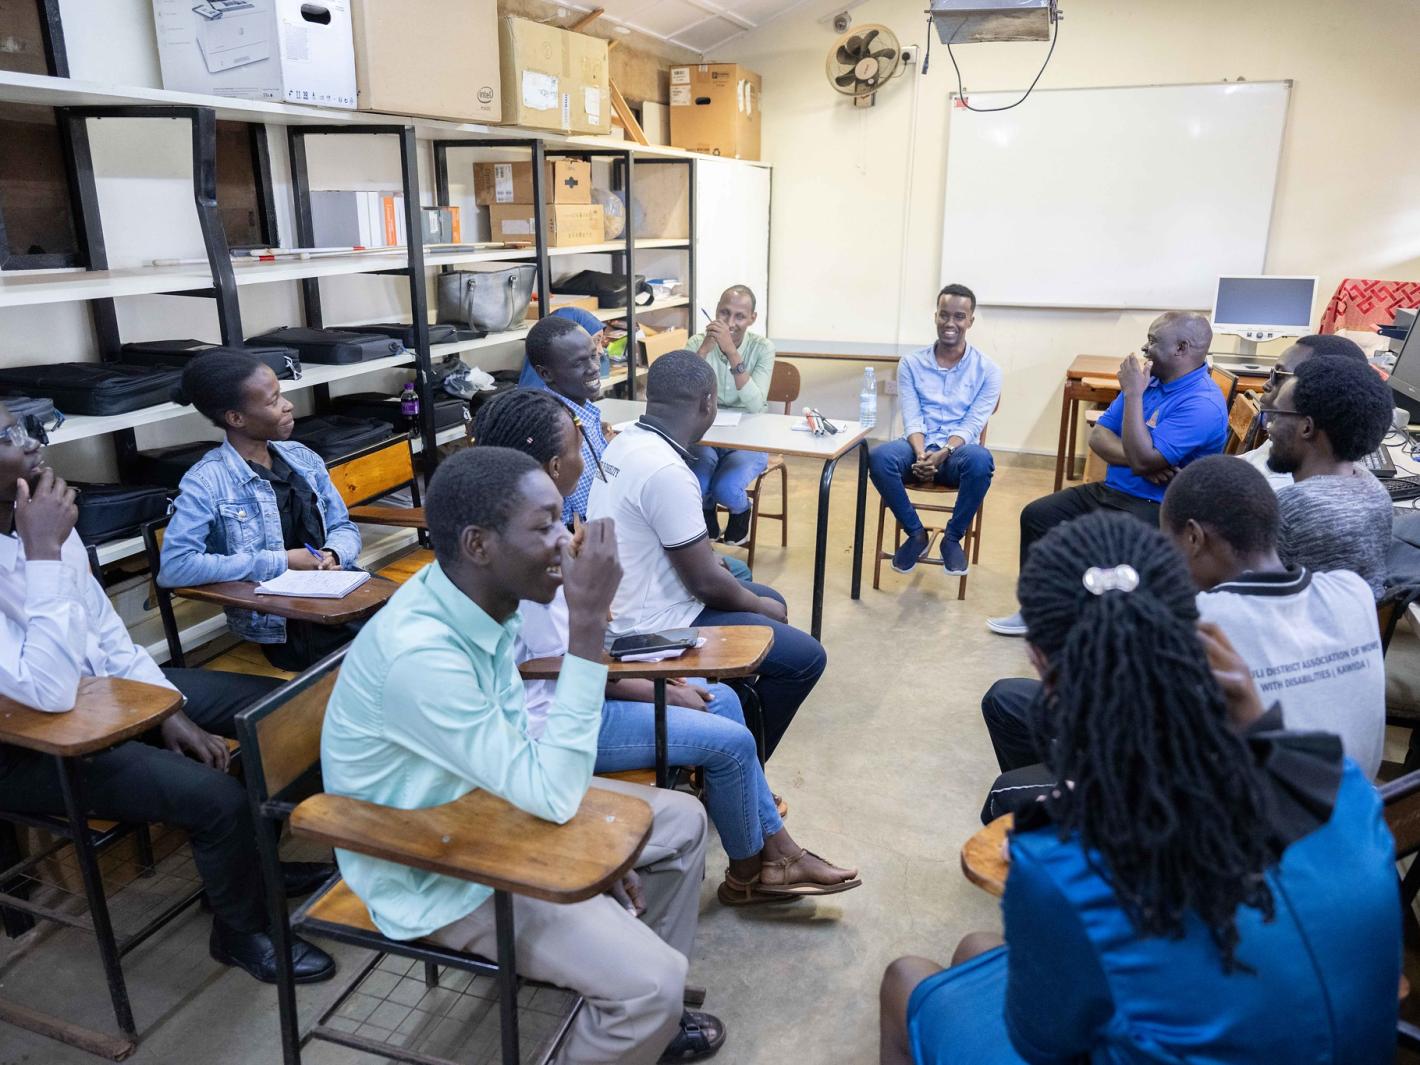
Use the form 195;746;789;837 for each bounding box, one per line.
1019;481;1161;568
979;678;1058;824
0;668;281;934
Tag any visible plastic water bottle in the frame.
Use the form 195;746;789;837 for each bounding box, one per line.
859;366;877;429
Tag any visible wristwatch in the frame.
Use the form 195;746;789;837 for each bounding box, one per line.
731;361;748;376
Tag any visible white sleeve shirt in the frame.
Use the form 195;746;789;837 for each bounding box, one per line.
0;529;174;712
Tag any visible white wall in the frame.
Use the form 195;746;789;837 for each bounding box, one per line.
723;0;1420;453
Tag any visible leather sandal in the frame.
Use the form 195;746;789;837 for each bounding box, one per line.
756;848;862;898
658;1009;726;1062
716;869;800;907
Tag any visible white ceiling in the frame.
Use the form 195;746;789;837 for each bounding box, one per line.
559;0;816;56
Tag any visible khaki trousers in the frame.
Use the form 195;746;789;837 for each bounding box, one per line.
428;779;708;1065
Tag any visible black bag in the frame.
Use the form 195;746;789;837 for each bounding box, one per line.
466;370;520;419
290;414;396;461
72;482;174;545
119;339;303;381
134;442;219;489
333;391;470;432
353;323;465;346
1;396;64;443
555;270;652;309
0;363;182;416
246;327;403;365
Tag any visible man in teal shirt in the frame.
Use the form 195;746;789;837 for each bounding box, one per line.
320;447;720;1064
687;284;776;546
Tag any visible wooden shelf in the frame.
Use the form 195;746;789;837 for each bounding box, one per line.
45;352;415;447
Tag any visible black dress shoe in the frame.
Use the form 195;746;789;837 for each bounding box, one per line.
703;506;721;540
721;509;751;547
282;861;335;899
210;924;336;984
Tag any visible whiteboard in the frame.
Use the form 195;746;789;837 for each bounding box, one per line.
941;81;1291;310
695;157;772;330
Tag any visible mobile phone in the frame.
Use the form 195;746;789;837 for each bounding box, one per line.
608;629;699;659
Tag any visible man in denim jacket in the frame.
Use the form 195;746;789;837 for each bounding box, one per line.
159;350;362;670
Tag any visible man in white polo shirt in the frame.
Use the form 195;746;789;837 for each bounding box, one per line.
587;351;828;762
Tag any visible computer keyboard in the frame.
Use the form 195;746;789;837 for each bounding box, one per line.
1362;448;1397;478
1383;474;1420;502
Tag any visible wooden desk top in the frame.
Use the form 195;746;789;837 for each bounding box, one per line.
174;575;398;624
0;677;183;757
597;399;871;461
347;504;426;530
961;813;1013;897
291;785;653;904
1067;355;1123;379
520;625;773;682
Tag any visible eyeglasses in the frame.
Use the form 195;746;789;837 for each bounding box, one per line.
1266;366;1296;387
0;423;38;449
1259;407;1306;423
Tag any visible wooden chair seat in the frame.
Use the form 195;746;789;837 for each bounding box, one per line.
347;504;426;529
377;548;435;585
301;877;380;936
598;769;658;787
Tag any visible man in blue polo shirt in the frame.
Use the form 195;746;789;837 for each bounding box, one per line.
987;311;1226;635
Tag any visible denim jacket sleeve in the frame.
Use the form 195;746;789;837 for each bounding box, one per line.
299;449;362;568
158;468;288;587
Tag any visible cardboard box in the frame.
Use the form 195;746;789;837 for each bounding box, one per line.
525;293;601;320
350;0;500;123
669;63;761;160
151;0;357;107
642;327;690;364
489;203;605;247
497;16;609;134
473;160;593;206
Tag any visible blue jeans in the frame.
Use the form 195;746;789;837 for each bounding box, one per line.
693;581;826;760
719;552;752;582
868;438;995;542
595;681;783;861
691;446;770;514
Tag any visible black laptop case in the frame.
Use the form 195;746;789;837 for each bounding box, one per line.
0;363;181;416
246;327;402;365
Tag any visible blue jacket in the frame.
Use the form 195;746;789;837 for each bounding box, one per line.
158;439;362;643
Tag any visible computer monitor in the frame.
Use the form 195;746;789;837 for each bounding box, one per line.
1211;276;1318;344
1389;319;1420;408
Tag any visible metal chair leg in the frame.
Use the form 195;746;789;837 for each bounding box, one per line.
778;462;789;546
423;962;440;988
745;479;761;573
135;825;156;877
56;757;136;1038
494;889;520;1065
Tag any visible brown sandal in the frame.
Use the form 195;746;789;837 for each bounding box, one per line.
716;850;862;906
716;870;798;907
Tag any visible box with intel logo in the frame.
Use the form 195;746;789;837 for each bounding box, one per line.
151;0;357;108
351;0;501;123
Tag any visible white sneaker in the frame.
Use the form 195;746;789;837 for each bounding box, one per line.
986;610;1027;636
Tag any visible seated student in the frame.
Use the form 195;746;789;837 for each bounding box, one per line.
882;511;1399;1065
159;349;363;672
0;403;333;983
1266;354;1394;598
586;351;829;762
980;454;1387;820
1239;333;1370;491
320;447;723;1064
685;285;775;546
988;312;1226;635
518;305;607;391
869;284;1001;576
477;389;859;904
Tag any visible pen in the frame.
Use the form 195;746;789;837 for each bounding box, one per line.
303;542;326;562
700;307;713;322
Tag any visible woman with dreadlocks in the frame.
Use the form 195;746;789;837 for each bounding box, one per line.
880;510;1398;1064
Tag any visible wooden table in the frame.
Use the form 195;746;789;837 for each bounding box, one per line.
173;574;398;624
0;678;184;1059
960;813;1013;897
520;625;773;787
598;399;872;640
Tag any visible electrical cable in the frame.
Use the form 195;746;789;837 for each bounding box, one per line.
947;10;1060;113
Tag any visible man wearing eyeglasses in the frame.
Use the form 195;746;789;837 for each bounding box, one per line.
1240;334;1371;491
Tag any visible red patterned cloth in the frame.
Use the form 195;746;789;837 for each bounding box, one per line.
1318;278;1420;333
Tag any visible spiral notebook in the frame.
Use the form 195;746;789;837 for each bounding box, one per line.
255;570;370;599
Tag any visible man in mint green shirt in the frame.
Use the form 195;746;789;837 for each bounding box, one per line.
687;284;775;546
320;447;718;1065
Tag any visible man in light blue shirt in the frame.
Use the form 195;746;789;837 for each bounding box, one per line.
320;447;719;1064
869;284;1002;576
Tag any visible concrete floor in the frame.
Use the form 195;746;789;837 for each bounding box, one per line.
0;456;1053;1065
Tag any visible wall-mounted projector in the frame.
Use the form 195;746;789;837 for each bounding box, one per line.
928;0;1058;44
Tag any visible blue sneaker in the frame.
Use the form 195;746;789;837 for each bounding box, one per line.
941;537;968;576
892;529;930;573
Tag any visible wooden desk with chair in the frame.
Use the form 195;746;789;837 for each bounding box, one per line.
960;813;1013;898
519;625;774;788
0;678;185;1059
236;651;655;1065
736;361;799;572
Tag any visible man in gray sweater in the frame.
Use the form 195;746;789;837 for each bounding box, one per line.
1266;354;1394;598
979;455;1385;819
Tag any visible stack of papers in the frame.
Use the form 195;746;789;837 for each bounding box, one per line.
256;570;371;599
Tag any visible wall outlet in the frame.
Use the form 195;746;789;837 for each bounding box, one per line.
882;378;898;395
900;45;918;65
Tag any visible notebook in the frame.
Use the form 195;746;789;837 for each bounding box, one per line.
255;570;371;599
